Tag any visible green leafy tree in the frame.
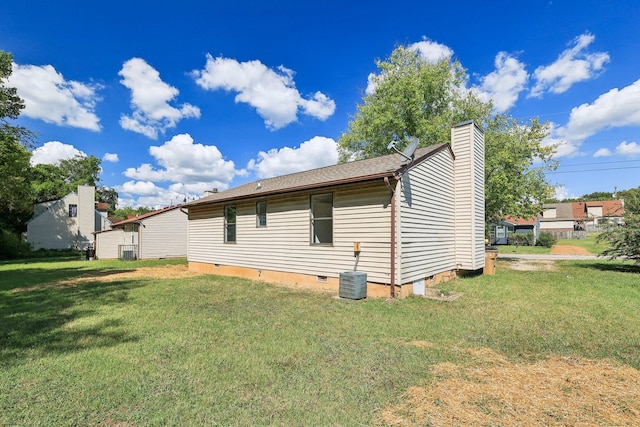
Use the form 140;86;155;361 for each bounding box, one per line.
32;154;103;202
598;189;640;263
112;206;154;222
31;163;67;202
0;51;36;234
97;186;119;216
0;132;33;232
338;45;557;223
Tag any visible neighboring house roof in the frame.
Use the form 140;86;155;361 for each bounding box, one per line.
96;202;109;212
502;215;538;226
540;202;577;221
575;200;625;219
542;200;624;222
110;205;187;227
186;144;452;207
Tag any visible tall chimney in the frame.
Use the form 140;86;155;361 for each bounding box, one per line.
451;121;485;271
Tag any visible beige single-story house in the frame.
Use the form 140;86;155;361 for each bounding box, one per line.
26;185;111;250
93;205;188;260
184;121;485;298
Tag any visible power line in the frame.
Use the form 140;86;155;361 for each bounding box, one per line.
548;165;640;174
556;159;640;168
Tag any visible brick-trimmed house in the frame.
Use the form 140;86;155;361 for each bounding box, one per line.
93;205;188;260
26;185;111;250
184;121;485;298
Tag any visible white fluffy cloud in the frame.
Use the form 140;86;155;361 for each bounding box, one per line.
554;185;574;201
593;148;612;158
117;180;208;208
542;79;640;159
247;136;338;179
116;181;174;209
102;153;119;162
119;58;201;139
530;33;609;98
30;141;86;166
615;141;640;157
560;79;640;142
408;39;454;63
192;55;335;129
124;133;241;189
475;52;528;112
8;63;102;130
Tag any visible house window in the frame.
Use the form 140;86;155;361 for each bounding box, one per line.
311;193;333;244
69;204;78;217
256;201;267;227
224;205;236;243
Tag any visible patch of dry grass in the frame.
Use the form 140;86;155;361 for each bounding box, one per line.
11;264;201;293
380;347;640;426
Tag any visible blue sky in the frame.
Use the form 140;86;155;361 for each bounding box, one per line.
2;0;640;207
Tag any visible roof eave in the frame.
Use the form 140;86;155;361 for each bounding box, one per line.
187;171;397;207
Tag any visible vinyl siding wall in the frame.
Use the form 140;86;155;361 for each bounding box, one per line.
27;194;78;250
188;181;394;284
95;229;126;259
139;208;188;259
399;148;456;284
26;186;98;250
452;122;485;270
540;220;574;231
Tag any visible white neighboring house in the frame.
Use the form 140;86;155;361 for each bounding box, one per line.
26;185;111;251
185;121;485;298
93;205;188;260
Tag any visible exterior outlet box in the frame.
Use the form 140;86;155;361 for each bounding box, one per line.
339;271;367;300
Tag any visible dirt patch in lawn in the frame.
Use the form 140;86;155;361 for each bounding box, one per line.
506;259;557;272
86;264;202;281
13;265;201;293
380;346;640;426
550;245;592;255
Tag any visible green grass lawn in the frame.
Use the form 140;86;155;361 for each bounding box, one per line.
497;232;608;254
1;257;639;425
496;243;551;254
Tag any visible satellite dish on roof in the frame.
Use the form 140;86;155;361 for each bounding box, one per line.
387;136;419;162
402;137;419;159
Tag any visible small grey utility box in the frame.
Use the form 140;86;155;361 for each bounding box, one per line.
339;271;367;300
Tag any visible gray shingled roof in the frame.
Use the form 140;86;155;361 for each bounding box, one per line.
186;143;451;207
541;203;575;221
